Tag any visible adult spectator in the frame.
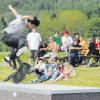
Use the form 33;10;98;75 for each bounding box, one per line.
61;31;73;55
52;32;62;49
74;33;80;43
95;37;100;48
85;38;99;64
79;35;88;63
69;40;81;67
85;38;98;56
79;35;88;56
27;17;41;67
41;37;59;60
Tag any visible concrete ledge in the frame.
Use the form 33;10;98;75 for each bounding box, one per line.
0;82;100;100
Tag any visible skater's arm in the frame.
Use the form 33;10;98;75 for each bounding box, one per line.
21;15;33;20
8;5;19;16
8;5;33;20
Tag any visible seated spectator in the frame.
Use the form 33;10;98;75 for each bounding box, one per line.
58;60;64;73
32;58;49;83
48;58;60;82
95;37;100;58
85;38;99;64
85;38;98;56
95;37;100;48
40;37;59;60
79;35;88;63
79;35;88;55
69;40;81;67
52;32;62;49
74;33;80;43
55;62;76;82
38;42;48;57
61;31;73;55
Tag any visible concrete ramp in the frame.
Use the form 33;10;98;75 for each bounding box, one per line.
0;82;100;100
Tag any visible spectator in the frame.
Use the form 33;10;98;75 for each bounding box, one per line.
32;58;49;83
74;33;80;43
85;38;98;56
79;35;88;63
55;62;76;82
27;17;42;67
61;31;73;55
69;40;81;67
48;58;60;82
52;32;62;49
79;35;88;56
95;37;100;48
38;42;48;57
58;60;64;73
95;37;100;58
41;37;59;60
85;38;99;65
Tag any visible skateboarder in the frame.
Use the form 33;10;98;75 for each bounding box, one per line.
2;5;33;69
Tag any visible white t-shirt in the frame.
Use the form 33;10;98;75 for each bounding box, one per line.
4;15;28;34
37;63;47;75
27;31;42;50
62;36;73;47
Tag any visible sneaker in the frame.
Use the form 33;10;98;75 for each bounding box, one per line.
4;57;12;67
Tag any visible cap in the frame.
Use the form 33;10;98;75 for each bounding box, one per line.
64;31;69;35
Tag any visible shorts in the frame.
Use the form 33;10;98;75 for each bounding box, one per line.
43;52;58;59
2;31;26;49
30;50;38;58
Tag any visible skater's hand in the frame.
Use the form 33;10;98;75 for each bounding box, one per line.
8;5;12;10
8;5;18;16
29;15;33;20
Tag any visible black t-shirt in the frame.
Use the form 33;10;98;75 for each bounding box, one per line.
88;42;97;55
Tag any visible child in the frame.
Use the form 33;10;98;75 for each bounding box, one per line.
55;62;76;82
32;58;49;83
48;58;60;82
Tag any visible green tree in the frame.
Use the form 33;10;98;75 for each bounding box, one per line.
88;16;100;35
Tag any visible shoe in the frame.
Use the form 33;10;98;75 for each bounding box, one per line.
4;57;12;67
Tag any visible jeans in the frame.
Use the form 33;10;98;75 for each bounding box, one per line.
38;74;49;82
49;70;60;81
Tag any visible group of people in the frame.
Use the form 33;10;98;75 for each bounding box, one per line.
50;31;100;67
1;5;100;83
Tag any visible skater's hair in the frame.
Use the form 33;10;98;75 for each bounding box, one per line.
28;17;40;26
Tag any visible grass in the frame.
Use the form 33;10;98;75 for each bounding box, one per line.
0;52;100;87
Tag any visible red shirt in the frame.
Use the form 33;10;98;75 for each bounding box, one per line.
59;67;64;73
95;42;100;48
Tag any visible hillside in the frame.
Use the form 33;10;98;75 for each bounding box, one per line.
0;0;100;51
